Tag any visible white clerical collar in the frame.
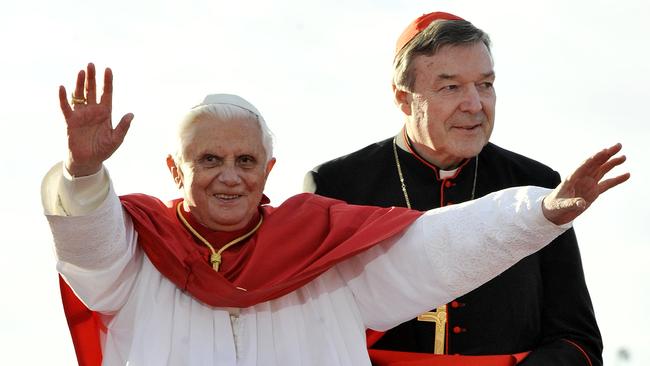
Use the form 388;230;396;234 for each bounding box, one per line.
439;169;459;179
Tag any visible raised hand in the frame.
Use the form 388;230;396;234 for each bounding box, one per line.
58;63;134;177
542;143;630;225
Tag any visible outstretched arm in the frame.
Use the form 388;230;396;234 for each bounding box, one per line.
542;143;629;225
343;143;629;331
58;63;134;177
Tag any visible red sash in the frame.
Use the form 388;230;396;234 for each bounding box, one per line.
369;349;530;366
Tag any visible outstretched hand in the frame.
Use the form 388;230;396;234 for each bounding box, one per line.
543;143;630;225
59;63;134;177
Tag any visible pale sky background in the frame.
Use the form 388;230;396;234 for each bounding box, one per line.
1;0;648;364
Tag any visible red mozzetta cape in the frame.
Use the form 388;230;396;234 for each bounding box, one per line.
59;193;422;366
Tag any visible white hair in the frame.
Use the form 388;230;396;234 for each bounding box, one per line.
172;94;274;164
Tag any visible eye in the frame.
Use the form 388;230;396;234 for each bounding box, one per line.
478;81;494;90
237;155;257;168
200;154;222;167
440;84;458;92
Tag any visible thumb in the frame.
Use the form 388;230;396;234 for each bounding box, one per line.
113;113;134;146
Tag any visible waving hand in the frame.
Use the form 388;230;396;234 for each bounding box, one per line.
543;143;630;225
58;63;134;177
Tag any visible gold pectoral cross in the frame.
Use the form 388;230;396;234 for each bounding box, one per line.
417;305;447;354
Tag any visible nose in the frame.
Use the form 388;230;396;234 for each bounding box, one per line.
459;85;482;114
218;165;242;186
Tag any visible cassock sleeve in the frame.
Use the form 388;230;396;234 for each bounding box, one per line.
42;162;142;314
336;186;570;331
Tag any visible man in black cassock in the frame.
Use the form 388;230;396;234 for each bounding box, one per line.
305;11;603;366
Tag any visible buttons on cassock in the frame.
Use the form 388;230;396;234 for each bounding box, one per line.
452;326;466;334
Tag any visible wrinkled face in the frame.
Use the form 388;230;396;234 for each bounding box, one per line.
168;115;275;231
397;42;496;168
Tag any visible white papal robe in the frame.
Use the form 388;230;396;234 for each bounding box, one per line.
42;163;568;366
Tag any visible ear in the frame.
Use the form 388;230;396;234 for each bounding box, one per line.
265;158;276;177
166;155;183;189
393;83;412;116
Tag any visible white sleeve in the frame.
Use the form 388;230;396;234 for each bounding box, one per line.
41;162;142;314
41;162;110;216
336;186;571;331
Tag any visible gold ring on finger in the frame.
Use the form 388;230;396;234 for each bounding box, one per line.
71;94;87;105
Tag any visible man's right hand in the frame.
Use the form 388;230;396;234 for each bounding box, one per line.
58;62;134;177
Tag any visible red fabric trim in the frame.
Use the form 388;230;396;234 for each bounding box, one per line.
513;351;530;363
59;276;103;366
366;329;386;347
402;128;440;174
562;338;593;366
440;183;445;207
369;349;530;366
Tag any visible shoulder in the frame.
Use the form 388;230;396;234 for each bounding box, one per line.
312;137;393;178
307;137;395;198
120;193;178;216
265;193;345;212
481;143;561;186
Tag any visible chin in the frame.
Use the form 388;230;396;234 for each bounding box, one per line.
457;140;487;157
450;148;480;160
217;212;253;226
212;216;244;226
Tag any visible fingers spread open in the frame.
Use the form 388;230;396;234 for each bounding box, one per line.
74;69;85;101
565;143;624;185
598;173;631;195
594;155;627;182
86;63;97;105
101;67;113;109
59;86;72;120
593;144;622;166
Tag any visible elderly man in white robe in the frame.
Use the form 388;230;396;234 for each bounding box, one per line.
42;63;629;366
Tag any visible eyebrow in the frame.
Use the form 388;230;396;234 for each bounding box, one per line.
437;71;495;80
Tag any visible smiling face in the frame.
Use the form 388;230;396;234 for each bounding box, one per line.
395;42;496;169
167;115;275;231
